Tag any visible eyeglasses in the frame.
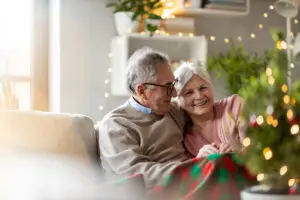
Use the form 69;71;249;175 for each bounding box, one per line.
142;79;178;96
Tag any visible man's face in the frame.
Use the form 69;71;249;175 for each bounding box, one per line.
143;62;177;115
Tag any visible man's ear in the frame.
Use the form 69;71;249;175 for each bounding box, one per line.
136;84;147;100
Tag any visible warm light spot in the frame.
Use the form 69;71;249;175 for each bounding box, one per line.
258;24;263;29
256;115;264;125
276;41;282;49
250;33;256;38
291;63;295;68
263;147;272;160
189;33;194;37
272;119;278;128
268;76;275;85
281;84;288;93
257;173;264;181
291;98;296;105
266;67;272;76
287;109;294;120
283;95;290;104
280;166;288;176
269;5;274;10
264;13;268;18
242;137;251;147
281;41;287;49
291;124;299;135
210;36;215;41
224;38;229;43
267;115;274;125
289;179;296;187
294;19;298;24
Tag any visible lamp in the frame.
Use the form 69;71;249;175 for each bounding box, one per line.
275;0;299;18
274;0;300;88
294;34;300;64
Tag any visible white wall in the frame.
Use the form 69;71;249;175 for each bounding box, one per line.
49;0;128;121
49;0;300;122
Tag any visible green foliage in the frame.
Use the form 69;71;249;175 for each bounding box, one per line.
106;0;163;35
239;30;300;190
207;42;268;94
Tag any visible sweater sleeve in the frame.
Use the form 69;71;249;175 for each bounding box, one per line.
99;116;180;188
218;94;246;149
230;94;246;142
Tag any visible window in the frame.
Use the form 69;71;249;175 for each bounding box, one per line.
0;0;33;110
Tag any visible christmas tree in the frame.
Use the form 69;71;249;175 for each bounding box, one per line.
239;30;300;194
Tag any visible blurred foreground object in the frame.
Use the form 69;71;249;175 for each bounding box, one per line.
0;110;143;199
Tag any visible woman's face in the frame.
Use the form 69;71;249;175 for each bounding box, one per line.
179;74;214;117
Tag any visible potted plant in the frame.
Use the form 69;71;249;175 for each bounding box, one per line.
238;30;300;199
106;0;163;36
207;41;267;94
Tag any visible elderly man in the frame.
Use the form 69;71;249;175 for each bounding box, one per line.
99;46;191;188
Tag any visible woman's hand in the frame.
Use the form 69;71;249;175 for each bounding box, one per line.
219;143;234;153
219;141;242;153
197;143;219;158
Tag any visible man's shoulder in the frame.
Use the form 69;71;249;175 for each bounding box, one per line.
169;100;183;114
168;100;187;129
101;102;132;125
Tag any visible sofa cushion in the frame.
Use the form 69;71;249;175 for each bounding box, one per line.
0;110;99;167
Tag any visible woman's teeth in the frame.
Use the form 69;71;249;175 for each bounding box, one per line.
194;99;208;106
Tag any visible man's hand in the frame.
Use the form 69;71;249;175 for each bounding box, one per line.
197;143;219;158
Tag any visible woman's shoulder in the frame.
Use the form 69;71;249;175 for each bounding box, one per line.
214;94;244;117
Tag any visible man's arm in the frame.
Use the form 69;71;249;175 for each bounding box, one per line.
99;117;180;188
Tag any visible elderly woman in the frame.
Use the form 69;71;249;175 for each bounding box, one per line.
174;63;245;158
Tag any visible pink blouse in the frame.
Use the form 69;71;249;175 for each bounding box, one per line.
184;94;245;156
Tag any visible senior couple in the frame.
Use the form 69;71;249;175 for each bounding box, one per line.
99;47;249;198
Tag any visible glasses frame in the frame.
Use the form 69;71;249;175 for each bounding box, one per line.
142;79;178;97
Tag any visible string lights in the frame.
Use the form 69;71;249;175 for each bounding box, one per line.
98;2;300;120
97;53;113;119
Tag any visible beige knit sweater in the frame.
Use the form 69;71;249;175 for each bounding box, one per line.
99;99;190;188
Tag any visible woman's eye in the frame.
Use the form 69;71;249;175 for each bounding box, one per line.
199;86;207;91
184;91;192;96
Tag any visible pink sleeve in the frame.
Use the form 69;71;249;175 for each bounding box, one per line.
183;130;207;157
218;94;245;144
229;94;246;142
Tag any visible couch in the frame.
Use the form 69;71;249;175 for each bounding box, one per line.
0;110;118;199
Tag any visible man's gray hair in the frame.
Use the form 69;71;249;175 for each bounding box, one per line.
174;62;211;95
126;46;170;94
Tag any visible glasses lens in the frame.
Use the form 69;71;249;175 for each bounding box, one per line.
167;82;175;96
